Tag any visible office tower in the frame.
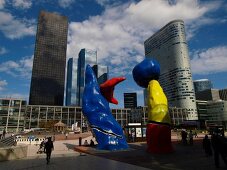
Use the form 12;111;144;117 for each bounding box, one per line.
124;93;137;108
144;20;197;120
29;11;68;106
65;58;78;106
77;49;97;106
193;79;213;93
195;89;220;101
92;64;108;85
219;89;227;101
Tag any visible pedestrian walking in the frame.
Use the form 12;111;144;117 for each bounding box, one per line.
181;129;187;145
188;130;193;145
2;128;6;139
44;137;54;164
202;135;212;157
194;128;198;138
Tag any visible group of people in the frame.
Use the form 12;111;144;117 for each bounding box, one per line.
202;129;227;168
180;128;226;168
83;139;95;147
181;129;194;145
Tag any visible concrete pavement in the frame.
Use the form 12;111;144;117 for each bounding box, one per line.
0;135;150;170
0;152;151;170
1;133;227;170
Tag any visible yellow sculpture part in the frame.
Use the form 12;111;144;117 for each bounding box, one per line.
147;80;171;124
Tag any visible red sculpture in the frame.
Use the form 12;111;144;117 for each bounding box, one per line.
100;77;126;104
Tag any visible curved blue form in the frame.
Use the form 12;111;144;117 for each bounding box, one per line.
82;65;128;150
132;58;160;88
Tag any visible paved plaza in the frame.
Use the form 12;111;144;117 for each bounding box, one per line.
0;133;227;170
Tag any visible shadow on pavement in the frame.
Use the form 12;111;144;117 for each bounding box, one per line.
63;143;76;150
88;141;227;170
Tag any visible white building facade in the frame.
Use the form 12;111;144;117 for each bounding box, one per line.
144;20;198;120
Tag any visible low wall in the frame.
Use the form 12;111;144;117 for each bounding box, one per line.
16;138;45;145
0;144;28;161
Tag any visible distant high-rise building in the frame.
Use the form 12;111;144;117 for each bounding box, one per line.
196;100;227;129
29;11;68;106
124;93;137;108
77;49;97;106
219;89;227;101
195;89;220;101
193;79;213;93
92;64;108;85
65;58;78;106
65;50;109;106
144;20;197;120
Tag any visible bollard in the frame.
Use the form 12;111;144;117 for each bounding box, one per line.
79;137;82;146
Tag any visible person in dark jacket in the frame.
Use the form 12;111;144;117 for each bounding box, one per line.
203;135;212;156
211;131;227;168
44;137;54;164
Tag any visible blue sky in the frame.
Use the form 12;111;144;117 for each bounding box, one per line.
0;0;227;108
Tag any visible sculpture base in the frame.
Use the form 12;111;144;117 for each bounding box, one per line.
146;123;173;154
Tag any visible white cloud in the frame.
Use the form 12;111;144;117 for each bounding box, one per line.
58;0;74;8
67;0;221;77
0;11;36;39
0;93;28;100
191;46;227;75
0;46;7;55
0;0;5;9
0;55;33;78
12;0;32;9
0;79;7;91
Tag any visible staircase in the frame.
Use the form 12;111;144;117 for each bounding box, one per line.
0;136;16;147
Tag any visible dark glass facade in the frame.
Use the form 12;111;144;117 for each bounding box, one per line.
195;89;220;101
193;79;213;93
65;58;74;106
29;11;68;106
124;93;137;109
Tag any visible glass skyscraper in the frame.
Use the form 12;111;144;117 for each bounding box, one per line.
193;79;213;93
77;49;97;106
92;64;108;85
65;58;78;106
65;49;109;106
29;11;68;106
144;20;198;120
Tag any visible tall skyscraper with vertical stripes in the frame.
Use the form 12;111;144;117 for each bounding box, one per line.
144;20;198;120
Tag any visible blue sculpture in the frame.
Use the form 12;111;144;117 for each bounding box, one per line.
82;65;128;150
